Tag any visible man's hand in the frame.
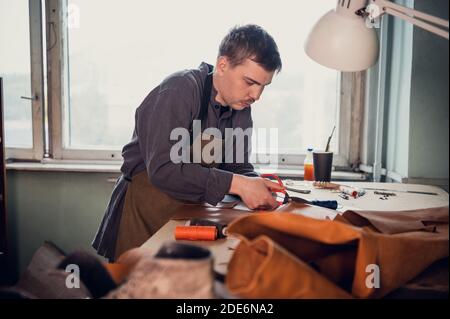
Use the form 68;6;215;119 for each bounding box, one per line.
229;174;284;210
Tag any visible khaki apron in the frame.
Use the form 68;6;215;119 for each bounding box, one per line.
115;66;224;260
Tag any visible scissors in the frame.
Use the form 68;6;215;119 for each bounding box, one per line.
261;173;338;210
261;173;288;206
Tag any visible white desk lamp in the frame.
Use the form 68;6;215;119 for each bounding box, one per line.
304;0;449;182
305;0;449;72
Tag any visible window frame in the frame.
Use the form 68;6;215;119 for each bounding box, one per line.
5;0;45;161
46;0;122;161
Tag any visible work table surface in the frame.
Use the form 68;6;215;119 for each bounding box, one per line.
142;182;449;275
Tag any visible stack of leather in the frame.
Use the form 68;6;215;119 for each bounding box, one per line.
224;203;448;298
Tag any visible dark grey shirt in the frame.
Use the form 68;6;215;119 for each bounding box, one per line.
93;62;256;260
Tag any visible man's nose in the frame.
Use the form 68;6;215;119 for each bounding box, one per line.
249;86;264;102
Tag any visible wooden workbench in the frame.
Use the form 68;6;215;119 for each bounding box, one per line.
142;182;449;277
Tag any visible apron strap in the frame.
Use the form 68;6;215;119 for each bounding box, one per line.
197;63;214;123
189;63;214;141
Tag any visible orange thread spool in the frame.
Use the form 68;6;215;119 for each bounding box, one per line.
175;226;217;241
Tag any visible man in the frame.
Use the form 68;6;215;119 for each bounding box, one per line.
93;24;283;261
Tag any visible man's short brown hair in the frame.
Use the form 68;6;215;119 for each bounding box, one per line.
218;24;282;73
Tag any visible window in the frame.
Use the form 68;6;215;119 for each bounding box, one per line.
2;0;44;160
63;0;339;156
1;0;33;148
7;0;364;168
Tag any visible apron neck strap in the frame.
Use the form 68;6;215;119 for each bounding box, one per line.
197;63;214;122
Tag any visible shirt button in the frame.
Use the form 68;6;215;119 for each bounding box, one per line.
214;105;219;109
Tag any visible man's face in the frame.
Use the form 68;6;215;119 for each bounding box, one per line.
214;57;275;111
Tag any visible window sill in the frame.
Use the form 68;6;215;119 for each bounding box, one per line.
6;161;122;173
6;161;368;181
256;166;367;181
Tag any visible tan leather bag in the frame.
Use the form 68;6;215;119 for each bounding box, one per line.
225;203;449;299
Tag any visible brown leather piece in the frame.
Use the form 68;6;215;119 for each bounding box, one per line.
171;198;337;225
226;205;449;298
341;206;448;234
226;235;352;299
171;205;253;225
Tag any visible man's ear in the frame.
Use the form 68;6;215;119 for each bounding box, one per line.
215;56;229;75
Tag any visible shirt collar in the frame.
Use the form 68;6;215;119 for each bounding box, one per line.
199;61;233;118
210;74;233;117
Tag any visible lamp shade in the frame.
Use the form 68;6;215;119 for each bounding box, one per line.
305;4;379;72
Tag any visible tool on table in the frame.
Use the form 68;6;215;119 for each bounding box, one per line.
284;180;312;193
313;181;347;190
374;191;396;197
340;185;366;198
261;174;338;210
285;186;311;194
313;181;366;198
338;193;350;200
364;188;438;195
375;191;396;201
315;182;438;196
260;173;288;206
325;125;336;152
289;196;338;210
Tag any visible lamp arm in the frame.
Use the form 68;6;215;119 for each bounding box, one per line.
368;0;449;39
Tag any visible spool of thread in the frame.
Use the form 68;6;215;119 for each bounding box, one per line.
340;186;358;198
189;219;228;238
175;226;217;241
